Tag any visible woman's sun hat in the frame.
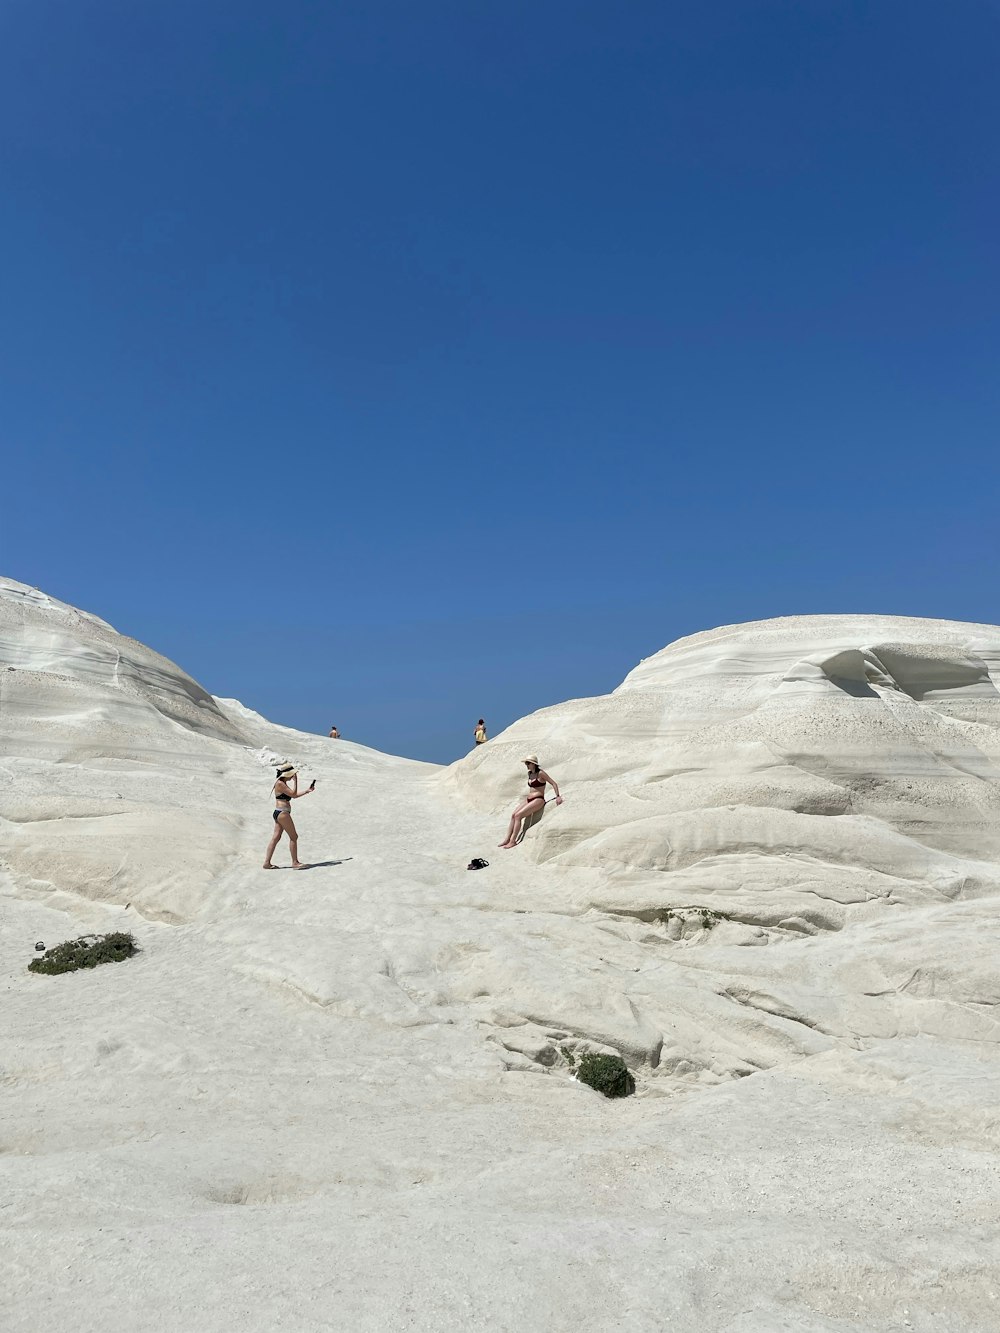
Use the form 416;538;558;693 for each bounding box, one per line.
276;762;298;778
522;754;539;765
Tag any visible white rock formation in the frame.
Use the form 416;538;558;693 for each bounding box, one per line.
2;579;999;1332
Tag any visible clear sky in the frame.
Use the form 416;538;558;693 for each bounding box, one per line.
2;2;997;762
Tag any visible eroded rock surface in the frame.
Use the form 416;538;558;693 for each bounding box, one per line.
2;587;999;1332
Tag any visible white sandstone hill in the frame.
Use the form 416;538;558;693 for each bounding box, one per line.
2;577;999;1333
449;612;1000;906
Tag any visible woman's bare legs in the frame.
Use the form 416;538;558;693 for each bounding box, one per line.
263;812;304;868
498;805;522;847
281;812;304;867
263;819;283;868
499;798;544;848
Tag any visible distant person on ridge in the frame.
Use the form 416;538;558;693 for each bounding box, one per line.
474;718;487;745
328;724;340;739
499;755;562;849
263;763;315;870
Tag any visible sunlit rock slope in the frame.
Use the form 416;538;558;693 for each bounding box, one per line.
449;613;1000;911
3;581;1000;1332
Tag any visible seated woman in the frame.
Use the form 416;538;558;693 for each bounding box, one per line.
499;755;562;849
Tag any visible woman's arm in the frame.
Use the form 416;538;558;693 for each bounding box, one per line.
540;770;562;802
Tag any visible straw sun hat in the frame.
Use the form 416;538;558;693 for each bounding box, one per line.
275;762;298;778
522;755;539;765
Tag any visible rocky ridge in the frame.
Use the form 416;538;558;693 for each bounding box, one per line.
2;578;999;1332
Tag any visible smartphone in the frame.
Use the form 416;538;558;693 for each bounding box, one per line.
310;779;317;790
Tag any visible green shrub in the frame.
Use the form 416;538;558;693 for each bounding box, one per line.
29;932;137;976
576;1052;635;1099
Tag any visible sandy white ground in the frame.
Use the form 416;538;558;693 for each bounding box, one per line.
2;577;999;1332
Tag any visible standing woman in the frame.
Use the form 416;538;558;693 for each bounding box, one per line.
263;763;315;870
474;718;488;745
499;755;562;849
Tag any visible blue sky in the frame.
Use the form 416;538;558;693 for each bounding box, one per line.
2;1;997;762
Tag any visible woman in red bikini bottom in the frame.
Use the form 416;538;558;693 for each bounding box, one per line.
499;755;562;849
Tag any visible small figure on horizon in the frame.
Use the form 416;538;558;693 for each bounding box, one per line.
499;755;562;849
474;718;487;745
263;763;316;870
328;724;340;739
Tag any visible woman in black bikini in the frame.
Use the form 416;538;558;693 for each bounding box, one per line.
263;763;315;869
499;755;562;849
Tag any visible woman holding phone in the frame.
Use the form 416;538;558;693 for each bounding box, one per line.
263;763;316;869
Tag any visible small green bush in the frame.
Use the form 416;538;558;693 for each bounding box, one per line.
29;932;137;976
576;1052;635;1099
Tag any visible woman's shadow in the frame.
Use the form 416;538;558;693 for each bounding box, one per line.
272;857;353;870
